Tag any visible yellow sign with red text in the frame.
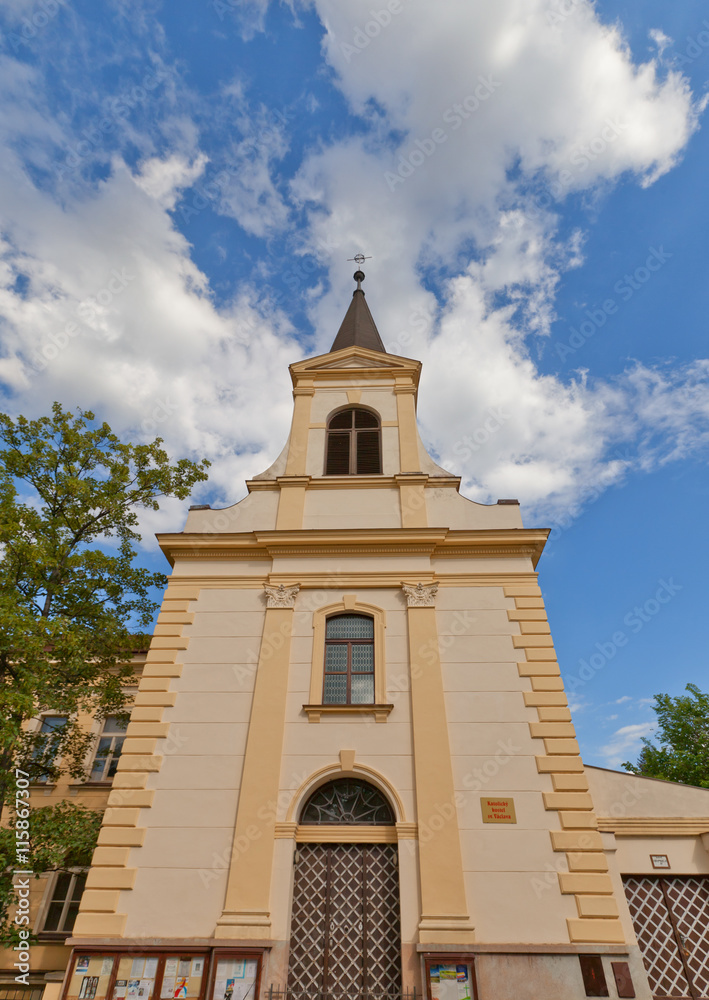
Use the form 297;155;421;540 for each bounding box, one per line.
480;797;517;823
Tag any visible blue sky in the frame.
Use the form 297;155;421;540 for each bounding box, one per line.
0;0;708;768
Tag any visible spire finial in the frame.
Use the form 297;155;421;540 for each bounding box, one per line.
347;253;372;292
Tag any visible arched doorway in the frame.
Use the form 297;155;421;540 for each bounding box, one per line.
287;779;401;995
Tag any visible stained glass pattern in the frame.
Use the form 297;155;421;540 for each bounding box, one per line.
300;780;395;826
323;615;375;705
326;615;374;639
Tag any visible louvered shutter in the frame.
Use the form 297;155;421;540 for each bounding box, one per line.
356;430;381;474
326;432;351;474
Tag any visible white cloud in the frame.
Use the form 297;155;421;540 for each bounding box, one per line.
600;722;657;768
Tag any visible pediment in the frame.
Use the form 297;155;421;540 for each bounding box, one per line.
314;354;392;370
292;345;420;376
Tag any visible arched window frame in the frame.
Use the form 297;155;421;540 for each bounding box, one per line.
324;406;382;476
299;778;396;825
304;598;391;722
323;613;375;706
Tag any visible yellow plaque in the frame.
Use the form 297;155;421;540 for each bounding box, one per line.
481;797;516;824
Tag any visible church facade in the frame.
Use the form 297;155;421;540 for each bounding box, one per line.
62;274;709;1000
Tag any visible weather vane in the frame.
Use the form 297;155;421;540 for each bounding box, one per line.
347;253;372;290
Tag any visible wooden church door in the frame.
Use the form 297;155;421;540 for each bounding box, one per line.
287;842;401;994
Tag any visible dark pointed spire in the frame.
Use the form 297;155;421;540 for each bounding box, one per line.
329;269;386;353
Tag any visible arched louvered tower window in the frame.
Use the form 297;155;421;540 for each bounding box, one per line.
325;407;382;475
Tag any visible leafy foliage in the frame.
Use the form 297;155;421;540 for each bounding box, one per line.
0;800;103;945
0;403;209;812
623;683;709;788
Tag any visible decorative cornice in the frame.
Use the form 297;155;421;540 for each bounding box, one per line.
245;474;463;492
402;582;439;607
264;583;300;608
596;817;709;836
157;528;548;567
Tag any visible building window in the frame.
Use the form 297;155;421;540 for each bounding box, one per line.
39;870;87;934
33;715;68;782
325;407;381;475
300;778;395;825
88;716;127;781
323;614;375;704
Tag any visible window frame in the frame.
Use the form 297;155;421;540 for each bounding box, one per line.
35;867;88;938
323;614;375;706
324;406;382;476
32;714;69;784
305;598;391;722
88;716;128;783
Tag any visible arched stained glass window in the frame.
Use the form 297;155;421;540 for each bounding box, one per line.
323;614;374;705
325;407;382;475
300;778;395;825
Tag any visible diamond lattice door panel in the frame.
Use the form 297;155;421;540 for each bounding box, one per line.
664;878;709;998
288;843;401;994
623;876;709;999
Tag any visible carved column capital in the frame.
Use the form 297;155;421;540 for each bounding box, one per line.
401;582;438;608
264;583;300;609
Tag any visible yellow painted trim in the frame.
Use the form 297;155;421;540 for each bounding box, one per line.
566;918;625;944
596;817;709;836
544;738;581;755
513;634;554;648
303;704;394;723
529;722;577;739
85;868;137;890
216;605;296;938
567;853;610;872
576;896;619;918
543;792;593;811
90;847;132;867
406;604;474;940
530;676;565;691
550;830;604;851
537;708;572;722
294;825;398;843
309;599;387;705
72;912;127;937
536;756;585;773
285;384;314;476
523;692;568;707
96;827;145;847
559;808;598;830
397;476;428;528
559;873;613;895
551;773;589;792
276;480;308;530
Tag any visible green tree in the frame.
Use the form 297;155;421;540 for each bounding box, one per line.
623;683;709;788
0;801;103;944
0;402;209;816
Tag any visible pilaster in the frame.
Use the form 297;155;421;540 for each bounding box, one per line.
402;581;475;944
215;583;300;939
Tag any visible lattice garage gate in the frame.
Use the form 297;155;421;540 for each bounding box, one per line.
623;876;709;999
